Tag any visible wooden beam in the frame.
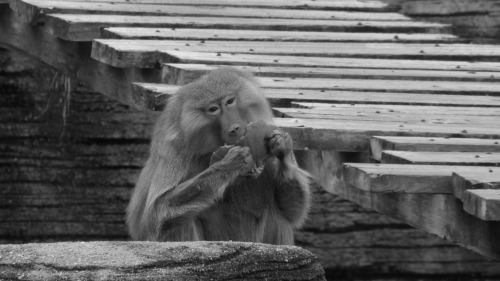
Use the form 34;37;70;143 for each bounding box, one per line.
100;28;463;43
11;0;409;23
463;190;500;221
381;151;500;166
341;163;500;194
162;64;499;84
45;14;449;42
451;171;500;200
333;178;500;259
371;136;500;161
91;40;500;68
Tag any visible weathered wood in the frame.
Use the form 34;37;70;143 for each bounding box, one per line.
451;171;500;200
18;0;393;11
11;0;409;23
135;82;500;111
333;179;500;259
341;163;500;194
276;117;500;152
276;107;500;128
400;0;499;16
0;241;326;281
163;63;500;84
382;151;500;166
159;50;500;72
463;190;500;221
101;27;462;43
0;7;164;107
45;14;449;42
290;103;500;116
91;40;500;68
371;136;500;161
131;82;178;111
163;75;500;96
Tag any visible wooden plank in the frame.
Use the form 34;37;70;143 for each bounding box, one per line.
333;174;500;259
157;51;500;72
91;40;500;68
101;28;463;43
163;63;499;84
290;103;500;116
381;151;500;166
341;163;500;194
451;171;500;200
371;136;500;161
276;107;500;128
256;77;500;95
463;190;500;221
46;14;450;42
21;0;394;11
133;82;500;111
275;118;500;152
11;0;410;22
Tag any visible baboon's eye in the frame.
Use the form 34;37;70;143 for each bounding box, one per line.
226;97;235;106
207;105;220;114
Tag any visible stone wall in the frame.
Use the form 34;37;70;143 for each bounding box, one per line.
1;47;500;280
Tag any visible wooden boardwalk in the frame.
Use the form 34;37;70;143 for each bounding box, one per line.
0;0;499;259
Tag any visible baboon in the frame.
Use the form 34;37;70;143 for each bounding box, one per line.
126;67;310;245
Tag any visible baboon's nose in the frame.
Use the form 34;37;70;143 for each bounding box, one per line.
229;124;240;135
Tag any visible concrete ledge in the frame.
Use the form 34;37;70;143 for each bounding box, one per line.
0;241;325;280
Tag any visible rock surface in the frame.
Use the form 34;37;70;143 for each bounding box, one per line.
0;241;325;280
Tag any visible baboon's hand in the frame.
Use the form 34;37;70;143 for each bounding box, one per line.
217;146;254;175
265;129;293;160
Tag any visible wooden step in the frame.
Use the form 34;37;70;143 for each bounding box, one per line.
341;163;500;194
163;64;499;84
101;28;463;43
336;163;500;259
91;40;500;68
381;151;500;166
462;190;500;221
45;14;450;41
132;82;500;111
12;0;410;23
371;136;500;161
451;170;500;200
